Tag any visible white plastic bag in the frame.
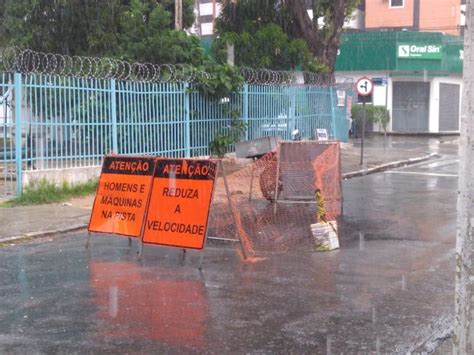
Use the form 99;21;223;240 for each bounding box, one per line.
310;221;339;251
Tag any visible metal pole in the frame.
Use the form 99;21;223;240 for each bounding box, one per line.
85;231;92;249
137;240;144;260
14;73;22;195
248;161;255;202
330;87;337;139
360;100;366;166
219;160;248;259
175;0;183;31
184;82;191;157
111;79;118;153
454;0;474;352
243;83;249;141
272;145;281;215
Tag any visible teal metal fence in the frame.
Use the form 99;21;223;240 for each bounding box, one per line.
0;73;14;199
0;72;350;197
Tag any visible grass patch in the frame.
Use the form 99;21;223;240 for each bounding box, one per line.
2;179;98;207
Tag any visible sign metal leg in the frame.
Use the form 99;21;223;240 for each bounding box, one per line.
181;248;187;265
198;252;204;270
248;160;255;202
273;147;281;216
219;160;248;260
137;240;144;260
85;231;92;249
128;237;132;247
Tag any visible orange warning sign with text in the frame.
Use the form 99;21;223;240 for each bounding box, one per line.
88;156;155;237
143;159;217;250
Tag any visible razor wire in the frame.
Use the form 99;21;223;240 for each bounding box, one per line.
239;67;336;86
1;47;337;86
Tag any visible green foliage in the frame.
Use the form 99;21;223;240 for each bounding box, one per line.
351;105;390;129
309;0;361;41
193;62;244;99
216;0;288;34
2;179;98;207
351;105;377;124
1;0;199;63
216;0;360;72
373;106;390;131
118;0;204;64
209;107;247;158
160;0;196;29
213;24;323;71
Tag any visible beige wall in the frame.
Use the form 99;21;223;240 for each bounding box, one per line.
366;0;414;29
420;0;460;35
365;0;461;35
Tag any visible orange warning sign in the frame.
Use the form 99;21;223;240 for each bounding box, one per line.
88;156;155;237
143;159;217;249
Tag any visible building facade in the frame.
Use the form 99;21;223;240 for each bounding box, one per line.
190;0;221;37
336;31;463;133
365;0;463;35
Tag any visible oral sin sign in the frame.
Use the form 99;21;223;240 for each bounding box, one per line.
143;159;218;250
397;44;443;60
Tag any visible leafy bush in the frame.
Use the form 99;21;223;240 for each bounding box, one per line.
212;24;327;72
351;105;390;136
351;105;376;124
193;62;244;99
373;106;390;132
209;108;247;158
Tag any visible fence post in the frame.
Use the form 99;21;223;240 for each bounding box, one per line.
329;87;337;140
14;73;22;195
243;83;249;140
110;79;118;154
184;82;191;157
289;86;296;139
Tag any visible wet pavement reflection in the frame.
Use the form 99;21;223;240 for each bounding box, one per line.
90;261;208;349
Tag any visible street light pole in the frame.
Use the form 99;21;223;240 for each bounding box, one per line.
175;0;183;31
454;0;474;353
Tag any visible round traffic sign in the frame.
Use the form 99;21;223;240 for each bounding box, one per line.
355;77;374;96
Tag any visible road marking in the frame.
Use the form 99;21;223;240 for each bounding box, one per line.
385;171;458;177
422;159;459;169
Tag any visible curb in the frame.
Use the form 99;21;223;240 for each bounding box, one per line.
342;153;440;180
0;223;88;244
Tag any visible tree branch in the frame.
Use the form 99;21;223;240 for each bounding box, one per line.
286;0;322;57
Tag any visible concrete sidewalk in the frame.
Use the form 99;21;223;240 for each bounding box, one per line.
0;135;455;241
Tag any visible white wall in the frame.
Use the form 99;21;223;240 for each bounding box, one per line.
336;72;463;133
336;71;390;131
430;76;463;132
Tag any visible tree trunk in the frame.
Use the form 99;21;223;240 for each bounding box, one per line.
321;0;346;71
286;0;322;58
286;0;348;72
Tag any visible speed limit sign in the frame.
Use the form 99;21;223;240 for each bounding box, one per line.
356;77;374;97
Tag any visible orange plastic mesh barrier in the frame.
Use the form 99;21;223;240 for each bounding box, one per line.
207;141;341;256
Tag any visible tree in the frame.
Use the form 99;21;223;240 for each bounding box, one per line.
119;0;204;64
216;0;360;72
0;0;200;64
213;23;323;71
287;0;359;71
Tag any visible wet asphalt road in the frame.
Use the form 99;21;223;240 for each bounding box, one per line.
0;139;459;353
